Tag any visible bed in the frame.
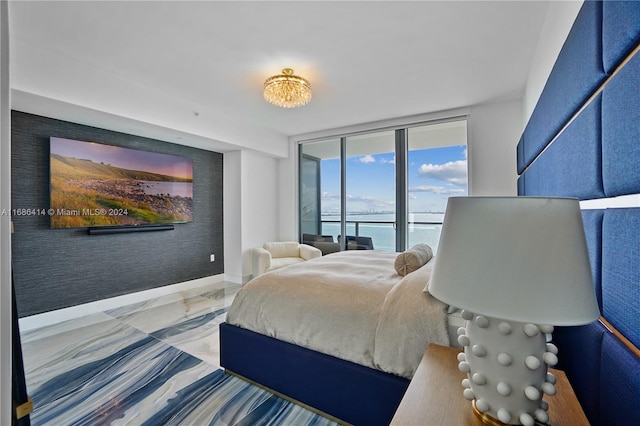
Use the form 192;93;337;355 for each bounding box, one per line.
220;249;450;425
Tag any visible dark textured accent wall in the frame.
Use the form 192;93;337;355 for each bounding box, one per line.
11;111;224;317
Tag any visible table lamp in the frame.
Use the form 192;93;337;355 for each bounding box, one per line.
429;196;600;426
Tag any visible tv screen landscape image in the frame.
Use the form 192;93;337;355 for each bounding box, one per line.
50;137;193;229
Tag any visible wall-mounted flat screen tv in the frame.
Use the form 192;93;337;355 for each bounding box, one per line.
50;137;193;229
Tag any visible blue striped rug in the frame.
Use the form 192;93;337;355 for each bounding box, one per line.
143;369;339;426
29;334;339;425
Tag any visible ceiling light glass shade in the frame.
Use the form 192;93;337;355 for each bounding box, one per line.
264;68;312;108
429;196;600;326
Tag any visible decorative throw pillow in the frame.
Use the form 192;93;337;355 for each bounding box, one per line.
394;243;433;276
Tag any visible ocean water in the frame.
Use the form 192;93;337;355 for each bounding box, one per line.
320;213;444;253
141;181;193;198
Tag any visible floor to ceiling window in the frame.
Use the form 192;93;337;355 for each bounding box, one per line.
345;131;396;251
299;117;467;253
406;120;468;251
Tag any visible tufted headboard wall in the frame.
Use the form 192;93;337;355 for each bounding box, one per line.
516;1;639;425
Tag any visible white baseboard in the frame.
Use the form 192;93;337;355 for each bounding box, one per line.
224;273;252;284
19;274;225;332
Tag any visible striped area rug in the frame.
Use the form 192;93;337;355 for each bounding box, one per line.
143;369;338;426
28;335;338;425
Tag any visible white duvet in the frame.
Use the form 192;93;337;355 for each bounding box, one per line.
226;250;449;378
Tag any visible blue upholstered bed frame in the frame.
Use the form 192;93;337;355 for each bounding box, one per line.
518;1;640;424
219;322;409;425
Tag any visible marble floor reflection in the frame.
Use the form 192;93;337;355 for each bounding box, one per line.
20;281;338;426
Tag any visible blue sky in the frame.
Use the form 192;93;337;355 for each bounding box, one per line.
321;145;467;214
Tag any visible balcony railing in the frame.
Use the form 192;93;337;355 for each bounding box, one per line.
319;219;444;253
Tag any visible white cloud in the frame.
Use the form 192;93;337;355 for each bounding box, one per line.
322;191;340;200
408;185;466;195
358;154;376;164
417;160;467;186
346;194;378;202
345;194;395;211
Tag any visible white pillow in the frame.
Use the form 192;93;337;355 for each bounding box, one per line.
394;243;433;276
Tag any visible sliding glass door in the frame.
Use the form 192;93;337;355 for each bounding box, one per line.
299;118;467;254
299;153;322;236
299;139;341;244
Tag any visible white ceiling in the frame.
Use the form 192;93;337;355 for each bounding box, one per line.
8;1;551;156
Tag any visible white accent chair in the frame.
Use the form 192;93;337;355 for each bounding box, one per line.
252;242;322;277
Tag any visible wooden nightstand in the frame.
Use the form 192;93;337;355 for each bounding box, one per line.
391;344;589;426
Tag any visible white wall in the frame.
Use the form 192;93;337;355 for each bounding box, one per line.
223;151;243;282
240;150;279;277
224;149;279;283
468;98;523;196
0;1;10;423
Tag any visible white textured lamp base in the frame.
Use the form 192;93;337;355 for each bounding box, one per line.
456;310;559;426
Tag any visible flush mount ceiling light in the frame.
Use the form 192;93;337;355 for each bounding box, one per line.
263;68;312;108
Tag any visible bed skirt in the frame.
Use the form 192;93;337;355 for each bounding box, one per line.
219;322;410;426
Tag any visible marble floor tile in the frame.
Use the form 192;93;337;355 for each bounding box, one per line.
150;307;228;367
20;312;115;344
200;282;242;306
22;316;149;391
104;280;231;320
106;294;221;334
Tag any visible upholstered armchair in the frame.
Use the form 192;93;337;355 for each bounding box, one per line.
252;241;322;277
302;233;341;255
338;235;374;250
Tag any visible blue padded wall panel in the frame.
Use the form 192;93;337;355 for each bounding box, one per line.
602;208;640;350
554;322;604;425
582;209;604;310
521;0;605;170
522;96;604;199
602;51;640;197
599;332;640;426
603;0;640;73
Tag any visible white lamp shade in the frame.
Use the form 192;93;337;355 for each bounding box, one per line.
429;197;600;326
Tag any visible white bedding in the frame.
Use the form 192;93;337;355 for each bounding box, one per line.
226;250;449;378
